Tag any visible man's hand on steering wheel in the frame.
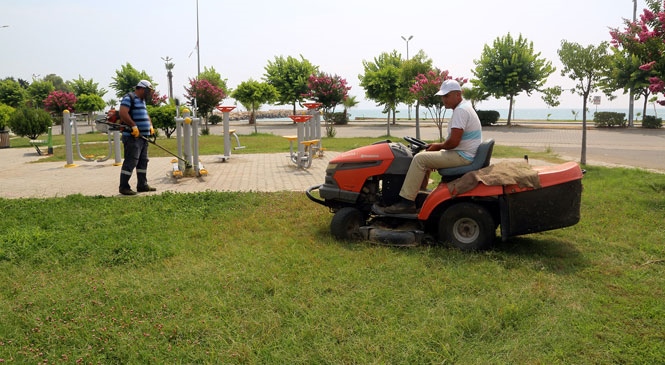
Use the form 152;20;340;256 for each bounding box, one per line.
403;136;428;153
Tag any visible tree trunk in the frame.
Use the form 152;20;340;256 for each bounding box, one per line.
386;113;391;137
507;95;514;127
415;101;421;140
581;97;588;165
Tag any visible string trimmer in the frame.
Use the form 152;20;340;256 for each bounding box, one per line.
95;119;193;169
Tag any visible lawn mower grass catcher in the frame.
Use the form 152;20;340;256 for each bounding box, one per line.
306;137;584;251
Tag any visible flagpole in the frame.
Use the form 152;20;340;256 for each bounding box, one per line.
196;0;201;77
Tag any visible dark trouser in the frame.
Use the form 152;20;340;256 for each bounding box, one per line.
119;135;150;190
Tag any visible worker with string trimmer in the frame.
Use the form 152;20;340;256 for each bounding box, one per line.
116;80;157;196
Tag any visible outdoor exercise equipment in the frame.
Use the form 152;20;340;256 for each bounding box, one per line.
284;114;319;169
302;102;323;155
172;107;206;178
63;110;121;168
29;126;53;156
215;105;245;162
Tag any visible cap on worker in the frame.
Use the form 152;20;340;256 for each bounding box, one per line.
435;79;461;96
136;80;153;89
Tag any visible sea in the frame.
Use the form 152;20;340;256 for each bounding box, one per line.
349;107;652;121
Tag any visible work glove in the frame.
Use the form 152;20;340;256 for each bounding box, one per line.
131;126;140;138
150;126;155;136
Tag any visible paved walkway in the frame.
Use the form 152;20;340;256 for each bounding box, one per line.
1;147;341;199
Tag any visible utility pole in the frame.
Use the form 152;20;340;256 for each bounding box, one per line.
196;0;201;77
629;0;637;127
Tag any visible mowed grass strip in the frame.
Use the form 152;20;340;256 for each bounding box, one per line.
0;166;664;363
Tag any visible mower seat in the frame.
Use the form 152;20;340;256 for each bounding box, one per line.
438;139;495;182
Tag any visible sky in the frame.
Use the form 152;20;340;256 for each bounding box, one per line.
0;0;652;111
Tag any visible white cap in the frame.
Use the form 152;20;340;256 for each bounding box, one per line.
435;79;461;96
136;80;153;89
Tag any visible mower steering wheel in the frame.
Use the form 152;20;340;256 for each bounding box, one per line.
403;136;428;153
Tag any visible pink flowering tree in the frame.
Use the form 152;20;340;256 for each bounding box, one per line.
44;90;77;114
44;90;77;131
302;72;351;136
609;1;665;106
410;69;467;141
184;78;227;130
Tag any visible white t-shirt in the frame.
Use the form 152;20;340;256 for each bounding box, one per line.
447;100;482;160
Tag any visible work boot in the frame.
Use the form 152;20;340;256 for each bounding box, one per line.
383;199;417;214
119;187;137;196
137;185;157;193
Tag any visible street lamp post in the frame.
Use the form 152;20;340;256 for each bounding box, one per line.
161;56;175;100
401;35;413;60
401;35;414;120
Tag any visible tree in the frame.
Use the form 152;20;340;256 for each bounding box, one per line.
110;63;154;98
342;95;360;122
302;72;351;114
0;78;27;108
400;50;433;138
472;33;555;126
264;55;317;115
410;69;468;142
0;104;14;131
27;79;54;109
461;86;490;110
231;79;278;132
8;107;53;140
359;51;403;134
148;102;177;138
43;74;71;92
44;91;76;115
198;66;229;94
74;94;106;125
303;72;351;137
541;86;563;120
67;75;108;98
558;40;611;164
184;78;226;130
608;0;665;123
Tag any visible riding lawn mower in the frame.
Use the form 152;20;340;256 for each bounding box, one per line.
306;136;583;250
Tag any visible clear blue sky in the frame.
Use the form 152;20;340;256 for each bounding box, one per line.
0;0;652;111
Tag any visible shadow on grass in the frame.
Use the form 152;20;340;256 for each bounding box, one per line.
314;222;588;275
491;235;588;275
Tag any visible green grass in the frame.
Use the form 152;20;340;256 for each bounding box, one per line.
0;166;664;363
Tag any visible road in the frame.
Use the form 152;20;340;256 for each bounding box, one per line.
219;120;665;172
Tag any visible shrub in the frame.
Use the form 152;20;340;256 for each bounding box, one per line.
642;115;662;128
8;107;53;139
0;103;14;130
476;110;500;126
593;112;626;127
208;114;222;125
148;104;177;138
325;111;348;125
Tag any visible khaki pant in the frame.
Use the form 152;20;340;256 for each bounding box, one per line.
399;150;471;200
